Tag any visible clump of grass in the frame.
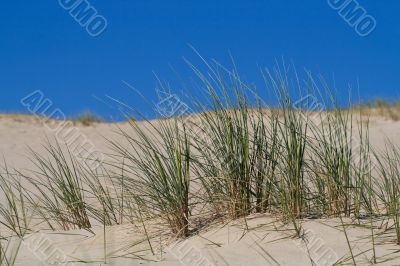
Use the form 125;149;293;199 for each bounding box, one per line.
73;111;104;126
110;117;191;237
190;74;253;219
186;62;283;220
20;141;123;230
21;141;91;230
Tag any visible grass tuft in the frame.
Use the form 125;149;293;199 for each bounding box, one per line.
73;111;104;126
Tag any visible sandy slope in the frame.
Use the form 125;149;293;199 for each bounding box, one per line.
1;114;400;266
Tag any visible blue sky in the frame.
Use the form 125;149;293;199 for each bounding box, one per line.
1;0;399;120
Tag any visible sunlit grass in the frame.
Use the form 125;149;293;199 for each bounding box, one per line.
2;62;400;264
21;141;91;230
109;117;191;237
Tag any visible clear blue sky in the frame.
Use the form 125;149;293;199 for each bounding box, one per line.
1;0;399;120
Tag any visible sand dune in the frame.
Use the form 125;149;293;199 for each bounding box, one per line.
1;114;400;265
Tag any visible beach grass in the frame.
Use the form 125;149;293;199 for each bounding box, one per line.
2;63;400;264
